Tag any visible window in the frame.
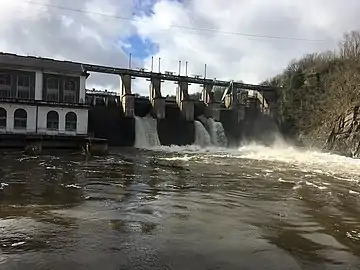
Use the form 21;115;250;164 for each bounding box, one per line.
14;109;27;129
46;110;59;130
17;74;30;99
0;107;6;128
64;80;76;91
46;77;59;101
63;79;76;103
0;73;11;98
65;112;77;131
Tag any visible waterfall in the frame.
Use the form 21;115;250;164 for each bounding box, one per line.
207;118;228;147
134;115;161;149
194;120;212;147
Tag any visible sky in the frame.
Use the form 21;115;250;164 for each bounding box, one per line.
0;0;359;96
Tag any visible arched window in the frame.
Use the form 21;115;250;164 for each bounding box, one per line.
46;111;59;130
14;109;27;129
0;107;6;128
65;112;77;131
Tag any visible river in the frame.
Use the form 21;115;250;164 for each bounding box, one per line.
1;140;360;269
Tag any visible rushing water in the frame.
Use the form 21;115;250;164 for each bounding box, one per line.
194;120;211;147
1;139;360;269
134;115;161;149
207;118;228;147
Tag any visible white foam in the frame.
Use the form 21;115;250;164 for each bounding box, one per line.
0;183;9;190
134;115;161;149
62;184;81;189
194;121;211;147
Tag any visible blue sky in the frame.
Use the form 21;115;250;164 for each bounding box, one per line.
121;35;159;63
120;0;161;63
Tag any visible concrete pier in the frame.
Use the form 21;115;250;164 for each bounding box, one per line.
176;80;194;121
149;77;165;119
202;84;220;121
120;74;134;117
122;94;135;117
152;97;166;119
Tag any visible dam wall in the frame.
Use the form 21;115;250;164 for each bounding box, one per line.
87;96;279;148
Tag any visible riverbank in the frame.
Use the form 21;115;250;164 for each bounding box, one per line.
263;30;360;157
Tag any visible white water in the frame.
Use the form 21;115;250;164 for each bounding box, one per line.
207;118;228;147
151;135;360;180
134;115;161;149
194;121;212;147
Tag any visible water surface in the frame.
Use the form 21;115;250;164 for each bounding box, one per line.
1;143;360;269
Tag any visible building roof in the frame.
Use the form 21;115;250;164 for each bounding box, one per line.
0;52;85;75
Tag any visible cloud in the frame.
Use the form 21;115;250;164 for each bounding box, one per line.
0;0;139;89
135;0;360;95
0;0;359;96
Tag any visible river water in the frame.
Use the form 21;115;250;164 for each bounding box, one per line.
1;139;360;269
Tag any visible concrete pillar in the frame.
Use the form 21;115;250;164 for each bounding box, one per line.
152;97;166;119
35;71;43;100
202;84;220;121
120;74;134;117
122;94;135;117
180;100;194;121
202;84;214;103
149;77;165;119
120;74;132;96
176;80;194;121
79;75;86;103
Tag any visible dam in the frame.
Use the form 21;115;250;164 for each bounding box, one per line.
0;52;278;152
84;63;279;149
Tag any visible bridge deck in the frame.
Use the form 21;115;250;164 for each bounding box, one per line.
82;64;277;92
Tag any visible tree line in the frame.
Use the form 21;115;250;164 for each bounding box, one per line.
262;30;360;137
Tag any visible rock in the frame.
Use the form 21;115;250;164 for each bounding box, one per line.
24;142;42;155
325;106;360;158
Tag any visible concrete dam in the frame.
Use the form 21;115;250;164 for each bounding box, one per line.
86;89;279;149
83;61;278;149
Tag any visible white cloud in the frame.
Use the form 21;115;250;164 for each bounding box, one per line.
0;0;359;96
135;0;360;95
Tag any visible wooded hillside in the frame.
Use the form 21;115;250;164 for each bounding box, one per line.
263;30;360;139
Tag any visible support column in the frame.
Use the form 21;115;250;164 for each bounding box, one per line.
79;75;86;103
120;74;134;117
149;77;165;119
202;84;220;121
35;71;43;101
176;80;194;121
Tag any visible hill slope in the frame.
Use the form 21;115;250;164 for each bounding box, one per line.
263;30;360;157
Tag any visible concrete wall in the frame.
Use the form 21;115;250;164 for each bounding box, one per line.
0;102;88;135
37;106;88;135
88;105;135;147
79;75;86;103
0;103;37;133
87;100;196;147
35;70;43;100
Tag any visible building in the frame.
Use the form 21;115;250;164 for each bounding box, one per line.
0;53;89;136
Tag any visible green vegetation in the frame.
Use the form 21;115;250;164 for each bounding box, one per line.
263;30;360;139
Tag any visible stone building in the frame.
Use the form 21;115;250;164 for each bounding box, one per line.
0;53;89;136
